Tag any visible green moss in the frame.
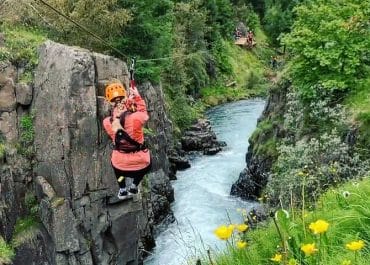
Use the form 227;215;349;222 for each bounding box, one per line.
255;138;278;158
0;142;5;160
51;197;65;208
18;114;35;158
11;216;40;248
250;119;273;146
0;236;14;265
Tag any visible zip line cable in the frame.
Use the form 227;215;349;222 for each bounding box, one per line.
37;0;129;60
37;0;207;64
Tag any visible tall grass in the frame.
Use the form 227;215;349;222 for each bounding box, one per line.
202;177;370;265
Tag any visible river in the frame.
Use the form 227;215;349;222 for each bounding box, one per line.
144;99;266;265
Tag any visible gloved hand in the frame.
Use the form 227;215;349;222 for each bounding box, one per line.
129;86;140;97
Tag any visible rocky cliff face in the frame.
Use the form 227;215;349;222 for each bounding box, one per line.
0;41;174;265
231;82;289;200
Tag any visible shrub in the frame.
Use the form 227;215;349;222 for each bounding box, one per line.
0;236;14;265
18;114;35;158
266;130;367;208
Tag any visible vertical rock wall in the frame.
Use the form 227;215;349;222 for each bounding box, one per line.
0;40;175;264
231;82;288;200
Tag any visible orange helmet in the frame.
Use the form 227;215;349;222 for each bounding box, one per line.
105;83;127;102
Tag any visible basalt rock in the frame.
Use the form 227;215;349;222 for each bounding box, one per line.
0;40;176;265
231;82;289;200
181;118;226;155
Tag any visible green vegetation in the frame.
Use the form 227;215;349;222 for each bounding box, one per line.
0;193;40;263
206;177;370;265
282;0;370;101
263;0;302;46
201;32;270;106
0;25;45;83
205;1;370;262
18;114;35;158
11;192;40;248
11;216;40;248
1;0;274;132
0;141;5;161
345;77;370;159
0;236;14;265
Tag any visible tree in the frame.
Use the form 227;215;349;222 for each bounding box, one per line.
282;0;370;100
0;0;131;51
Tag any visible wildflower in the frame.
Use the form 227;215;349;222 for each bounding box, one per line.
236;240;247;249
270;254;283;263
214;225;233;240
309;219;329;234
270;254;282;263
236;223;248;232
341;260;351;265
301;243;318;256
346;240;365;251
288;258;298;265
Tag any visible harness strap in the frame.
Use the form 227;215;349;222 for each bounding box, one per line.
113;111;147;153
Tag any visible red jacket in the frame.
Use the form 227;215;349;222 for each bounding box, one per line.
103;89;151;171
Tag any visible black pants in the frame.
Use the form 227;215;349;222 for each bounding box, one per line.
112;163;152;189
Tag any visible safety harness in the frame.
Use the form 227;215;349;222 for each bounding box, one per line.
114;111;148;153
113;57;147;153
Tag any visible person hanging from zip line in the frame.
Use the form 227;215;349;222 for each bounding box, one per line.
103;79;151;200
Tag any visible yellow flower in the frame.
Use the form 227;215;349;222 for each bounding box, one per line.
341;260;351;265
309;219;329;234
214;225;233;240
236;223;248;232
346;240;365;251
236;240;247;249
270;254;282;263
228;224;235;230
288;258;298;265
301;243;318;256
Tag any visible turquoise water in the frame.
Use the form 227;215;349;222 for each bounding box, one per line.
145;99;266;265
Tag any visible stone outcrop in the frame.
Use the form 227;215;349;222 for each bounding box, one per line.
0;40;175;265
231;82;289;200
181;119;226;155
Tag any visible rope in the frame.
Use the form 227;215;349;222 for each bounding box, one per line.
37;0;128;60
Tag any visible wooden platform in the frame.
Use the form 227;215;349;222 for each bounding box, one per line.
234;37;256;48
234;37;247;46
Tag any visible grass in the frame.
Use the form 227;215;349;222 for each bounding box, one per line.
0;236;14;265
345;76;370;158
200;29;272;106
0;24;46;83
201;177;370;265
0;142;5;160
11;216;40;248
345;77;370;122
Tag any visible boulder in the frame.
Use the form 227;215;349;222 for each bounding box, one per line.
15;83;33;105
